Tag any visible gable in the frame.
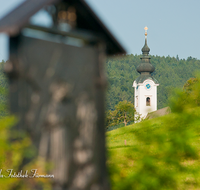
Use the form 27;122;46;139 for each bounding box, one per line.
0;0;125;55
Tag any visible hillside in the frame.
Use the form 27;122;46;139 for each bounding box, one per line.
107;108;200;190
106;55;200;110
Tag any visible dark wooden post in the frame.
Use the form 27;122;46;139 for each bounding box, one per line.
7;34;109;189
0;1;126;189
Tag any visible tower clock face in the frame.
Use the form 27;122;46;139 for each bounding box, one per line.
146;83;151;90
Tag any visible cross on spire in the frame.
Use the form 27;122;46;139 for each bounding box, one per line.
144;26;148;36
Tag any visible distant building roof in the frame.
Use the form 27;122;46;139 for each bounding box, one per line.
146;107;171;120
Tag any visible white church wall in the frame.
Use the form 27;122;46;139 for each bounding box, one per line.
133;79;159;121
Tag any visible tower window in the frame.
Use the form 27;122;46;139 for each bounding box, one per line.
146;97;150;106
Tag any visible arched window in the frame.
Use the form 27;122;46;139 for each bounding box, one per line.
146;97;150;106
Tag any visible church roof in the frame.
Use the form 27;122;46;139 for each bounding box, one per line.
135;27;158;84
141;38;150;55
135;73;159;84
146;107;171;120
136;61;155;73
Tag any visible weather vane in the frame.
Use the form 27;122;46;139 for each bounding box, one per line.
144;26;148;36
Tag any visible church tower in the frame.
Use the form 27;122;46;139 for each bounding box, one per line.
133;27;159;121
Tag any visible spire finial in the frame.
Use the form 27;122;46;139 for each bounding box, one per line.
141;26;150;55
144;26;148;36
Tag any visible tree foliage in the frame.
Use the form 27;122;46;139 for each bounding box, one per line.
106;55;200;111
106;100;135;127
183;77;199;93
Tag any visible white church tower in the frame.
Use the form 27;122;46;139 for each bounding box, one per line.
133;27;159;121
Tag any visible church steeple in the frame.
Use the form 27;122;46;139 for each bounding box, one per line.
133;26;159;121
137;26;155;74
141;26;150;55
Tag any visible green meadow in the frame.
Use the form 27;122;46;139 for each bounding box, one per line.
107;108;200;190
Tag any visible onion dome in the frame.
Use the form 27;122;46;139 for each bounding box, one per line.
136;26;155;74
137;62;155;73
141;37;150;55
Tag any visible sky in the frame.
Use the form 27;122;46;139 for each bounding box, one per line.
0;0;200;60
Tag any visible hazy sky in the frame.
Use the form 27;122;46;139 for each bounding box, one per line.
0;0;200;61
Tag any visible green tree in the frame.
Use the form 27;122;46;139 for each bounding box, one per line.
174;76;200;108
183;77;199;93
105;110;113;128
107;100;135;127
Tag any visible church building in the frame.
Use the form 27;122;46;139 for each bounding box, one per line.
132;27;159;121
